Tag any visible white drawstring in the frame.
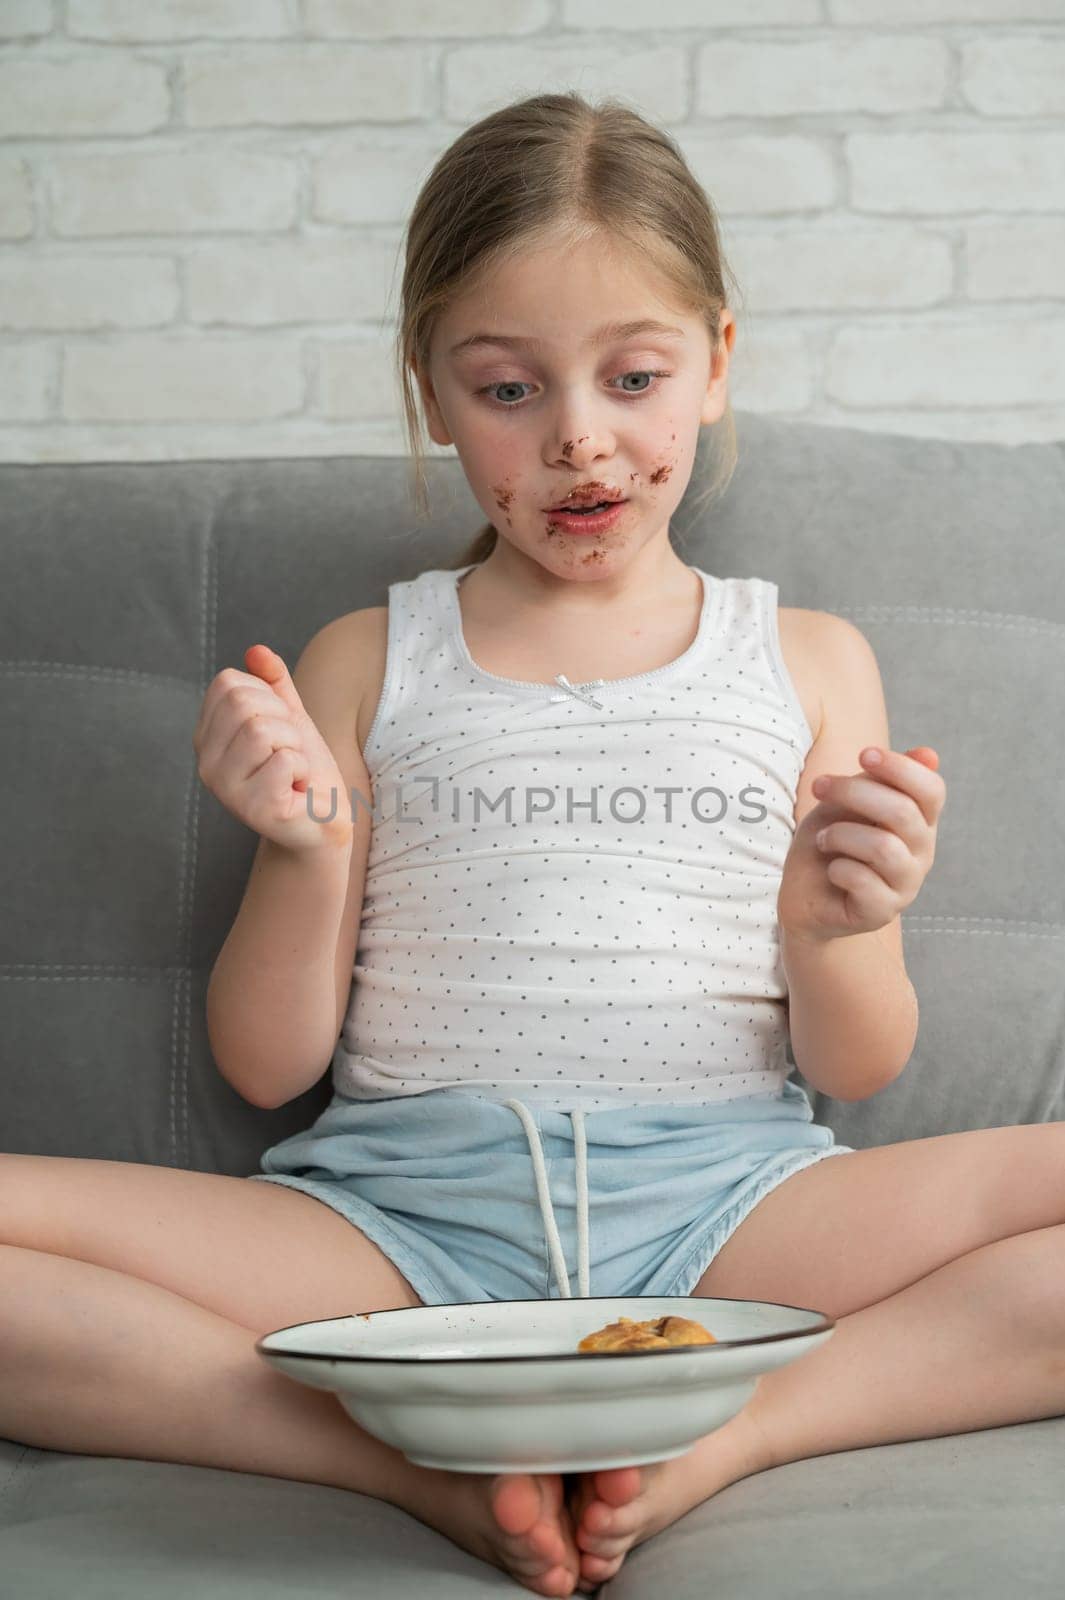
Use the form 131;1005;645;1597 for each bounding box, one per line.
502;1099;590;1298
548;674;605;711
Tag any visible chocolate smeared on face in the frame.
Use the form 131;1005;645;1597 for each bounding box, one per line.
492;482;516;524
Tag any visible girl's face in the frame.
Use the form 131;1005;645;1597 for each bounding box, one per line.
413;230;735;580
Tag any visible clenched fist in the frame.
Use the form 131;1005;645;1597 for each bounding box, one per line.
192;643;352;855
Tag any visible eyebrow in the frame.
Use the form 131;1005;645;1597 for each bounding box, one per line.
448;319;687;357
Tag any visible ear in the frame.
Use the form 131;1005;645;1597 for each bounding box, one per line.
700;309;735;426
409;357;454;448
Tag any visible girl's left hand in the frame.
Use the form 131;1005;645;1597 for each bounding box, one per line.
776;746;947;945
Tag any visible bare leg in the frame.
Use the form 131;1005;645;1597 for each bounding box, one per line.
0;1243;419;1490
741;1220;1065;1461
0;1245;586;1597
570;1223;1065;1585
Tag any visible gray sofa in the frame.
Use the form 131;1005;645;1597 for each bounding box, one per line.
2;411;1064;1596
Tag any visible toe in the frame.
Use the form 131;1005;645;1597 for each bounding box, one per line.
577;1518;632;1559
576;1495;641;1548
492;1473;545;1536
581;1551;626;1585
578;1498;613;1537
572;1467;643;1546
491;1475;583;1594
575;1502;612;1550
592;1466;643;1507
577;1495;645;1559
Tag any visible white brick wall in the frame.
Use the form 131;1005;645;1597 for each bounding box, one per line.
2;0;1063;463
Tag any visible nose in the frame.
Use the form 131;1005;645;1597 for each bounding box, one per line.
544;404;616;470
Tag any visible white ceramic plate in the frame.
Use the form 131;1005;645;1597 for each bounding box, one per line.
256;1295;835;1473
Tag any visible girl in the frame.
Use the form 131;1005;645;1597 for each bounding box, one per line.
13;91;1060;1600
235;88;943;1592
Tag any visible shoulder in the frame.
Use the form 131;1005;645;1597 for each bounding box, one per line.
788;608;906;968
314;604;389;646
780;605;867;654
801;610;887;738
292;606;387;687
791;609;891;824
337;604;389;658
783;606;881;679
779;604;828;643
777;605;840;743
802;610;883;694
291;606;389;757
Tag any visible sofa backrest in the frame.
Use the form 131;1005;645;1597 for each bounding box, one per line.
2;412;1063;1174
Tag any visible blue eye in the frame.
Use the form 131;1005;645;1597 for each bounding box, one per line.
476;370;671;409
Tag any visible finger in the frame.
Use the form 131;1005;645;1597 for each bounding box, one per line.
825;854;898;926
249;744;312;803
855;745;946;827
811;774;926;848
193;669;243;753
816;820;914;891
198;690;286;776
225;713;303;785
245;644;307;721
195;670;275;759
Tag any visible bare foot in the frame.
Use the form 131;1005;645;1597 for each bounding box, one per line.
566;1416;772;1588
398;1464;586;1596
568;1464;662;1587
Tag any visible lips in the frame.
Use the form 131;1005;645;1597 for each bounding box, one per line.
546;487;625;511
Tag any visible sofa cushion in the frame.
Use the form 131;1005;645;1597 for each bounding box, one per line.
1;415;1062;1174
3;1418;1063;1597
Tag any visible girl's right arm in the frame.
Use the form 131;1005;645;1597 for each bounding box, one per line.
195;617;374;1109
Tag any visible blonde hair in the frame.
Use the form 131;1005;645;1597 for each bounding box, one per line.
394;91;744;571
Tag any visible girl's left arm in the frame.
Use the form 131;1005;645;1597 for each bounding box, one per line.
776;614;947;1102
780;922;920;1102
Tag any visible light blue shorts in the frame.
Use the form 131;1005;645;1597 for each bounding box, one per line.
247;1078;854;1307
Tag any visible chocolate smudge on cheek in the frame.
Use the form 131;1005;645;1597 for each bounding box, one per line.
650;462;672;485
491;482;515;525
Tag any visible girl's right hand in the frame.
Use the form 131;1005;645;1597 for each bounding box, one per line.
193;643;353;855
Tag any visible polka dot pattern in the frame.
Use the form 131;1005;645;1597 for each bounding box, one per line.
331;564;816;1114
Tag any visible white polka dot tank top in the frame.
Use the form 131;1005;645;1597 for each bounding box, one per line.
329;562;816;1112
